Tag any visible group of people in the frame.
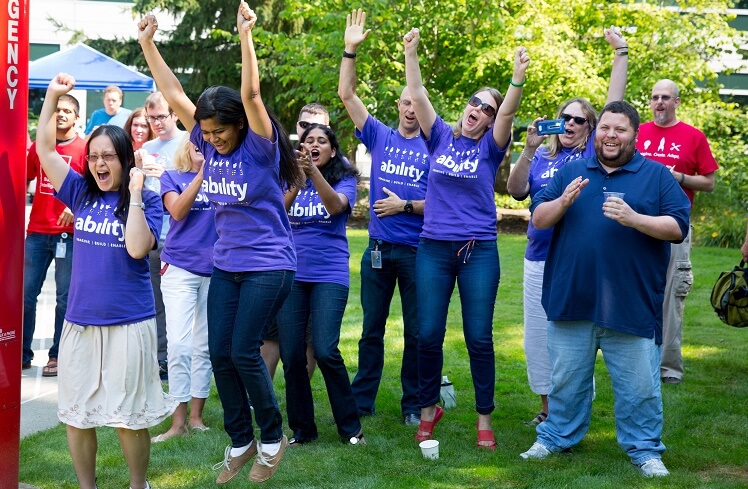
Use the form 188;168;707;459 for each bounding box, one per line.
26;2;719;487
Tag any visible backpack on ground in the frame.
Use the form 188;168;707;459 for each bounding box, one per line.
710;260;748;328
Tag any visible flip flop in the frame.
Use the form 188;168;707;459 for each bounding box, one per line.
476;421;497;450
42;358;58;377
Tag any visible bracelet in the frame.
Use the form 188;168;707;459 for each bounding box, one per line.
342;51;357;59
130;201;145;210
520;151;531;161
615;50;628;56
615;46;629;51
679;172;686;185
509;79;525;87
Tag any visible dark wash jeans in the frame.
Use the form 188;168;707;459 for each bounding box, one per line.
415;238;500;415
208;267;293;446
277;281;362;440
23;232;74;363
351;239;419;416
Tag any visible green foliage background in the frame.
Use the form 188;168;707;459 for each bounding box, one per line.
82;0;748;246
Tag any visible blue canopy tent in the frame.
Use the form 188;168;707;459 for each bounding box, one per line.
28;44;155;91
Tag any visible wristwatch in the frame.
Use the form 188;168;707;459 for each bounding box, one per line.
403;200;414;213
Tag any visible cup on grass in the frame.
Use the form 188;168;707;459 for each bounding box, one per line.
419;439;439;460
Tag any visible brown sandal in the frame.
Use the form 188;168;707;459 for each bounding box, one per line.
42;358;58;377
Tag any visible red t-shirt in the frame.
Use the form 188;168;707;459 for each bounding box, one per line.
27;137;87;234
636;121;718;205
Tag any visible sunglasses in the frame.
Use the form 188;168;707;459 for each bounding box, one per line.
297;120;312;130
651;95;673;102
560;113;588;125
468;96;497;118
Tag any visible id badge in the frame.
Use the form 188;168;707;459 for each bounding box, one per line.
371;250;382;269
55;241;67;259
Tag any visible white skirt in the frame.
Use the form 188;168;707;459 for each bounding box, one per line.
57;318;178;430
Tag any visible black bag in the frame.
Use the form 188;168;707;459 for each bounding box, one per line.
710;260;748;328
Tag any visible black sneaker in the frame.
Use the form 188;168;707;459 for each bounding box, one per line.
158;360;168;381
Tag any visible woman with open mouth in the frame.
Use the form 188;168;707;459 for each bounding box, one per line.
506;26;628;429
276;123;364;446
36;73;176;489
137;2;304;484
404;27;529;450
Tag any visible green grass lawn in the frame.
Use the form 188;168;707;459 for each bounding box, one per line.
20;230;748;488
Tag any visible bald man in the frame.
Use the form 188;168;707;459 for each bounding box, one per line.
636;79;718;385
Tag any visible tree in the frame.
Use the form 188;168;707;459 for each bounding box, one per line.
83;0;747;245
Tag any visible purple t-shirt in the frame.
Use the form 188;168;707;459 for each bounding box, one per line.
421;115;507;240
288;174;358;287
356;115;429;247
525;133;595;261
55;168;163;326
160;169;218;277
190;124;295;272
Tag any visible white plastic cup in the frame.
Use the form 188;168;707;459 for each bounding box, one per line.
419;439;439;460
603;191;625;201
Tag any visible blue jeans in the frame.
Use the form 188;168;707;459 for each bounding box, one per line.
277;281;361;440
537;321;665;464
23;232;74;363
207;267;293;446
415;238;499;414
351;239;419;416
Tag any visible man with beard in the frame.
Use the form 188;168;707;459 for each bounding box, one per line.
636;79;717;385
519;101;690;478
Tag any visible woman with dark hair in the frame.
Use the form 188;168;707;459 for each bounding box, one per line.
276;123;363;446
138;2;303;484
124;107;155;151
506;27;628;427
404;28;529;449
36;73;175;489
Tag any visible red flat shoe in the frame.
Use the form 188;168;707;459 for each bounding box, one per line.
414;405;444;442
476;421;496;450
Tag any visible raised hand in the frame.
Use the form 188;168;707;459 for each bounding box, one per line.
294;149;315;178
129;167;146;193
604;26;627;50
345;9;371;50
237;1;257;34
525;116;548;150
513;47;530;82
137;14;158;44
48;73;75;96
403;28;420;51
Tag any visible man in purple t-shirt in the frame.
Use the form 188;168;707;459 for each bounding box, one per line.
339;9;429;426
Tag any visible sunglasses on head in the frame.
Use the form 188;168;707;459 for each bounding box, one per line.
468;96;497;118
560;113;588;125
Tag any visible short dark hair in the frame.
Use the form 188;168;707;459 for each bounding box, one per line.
598;101;640;132
58;94;80;117
299;123;359;187
85;125;136;222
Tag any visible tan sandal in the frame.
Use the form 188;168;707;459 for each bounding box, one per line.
42;358;58;377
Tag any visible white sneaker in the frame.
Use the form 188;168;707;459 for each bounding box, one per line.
520;442;551;460
636;458;670;477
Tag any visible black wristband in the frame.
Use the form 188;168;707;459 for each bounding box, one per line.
343;51;357;59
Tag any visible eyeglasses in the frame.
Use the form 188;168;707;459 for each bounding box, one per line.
560;113;588;125
145;111;173;123
86;153;118;163
468;96;496;118
651;95;673;102
398;99;413;107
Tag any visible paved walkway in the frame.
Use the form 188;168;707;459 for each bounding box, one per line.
20;261;61;439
